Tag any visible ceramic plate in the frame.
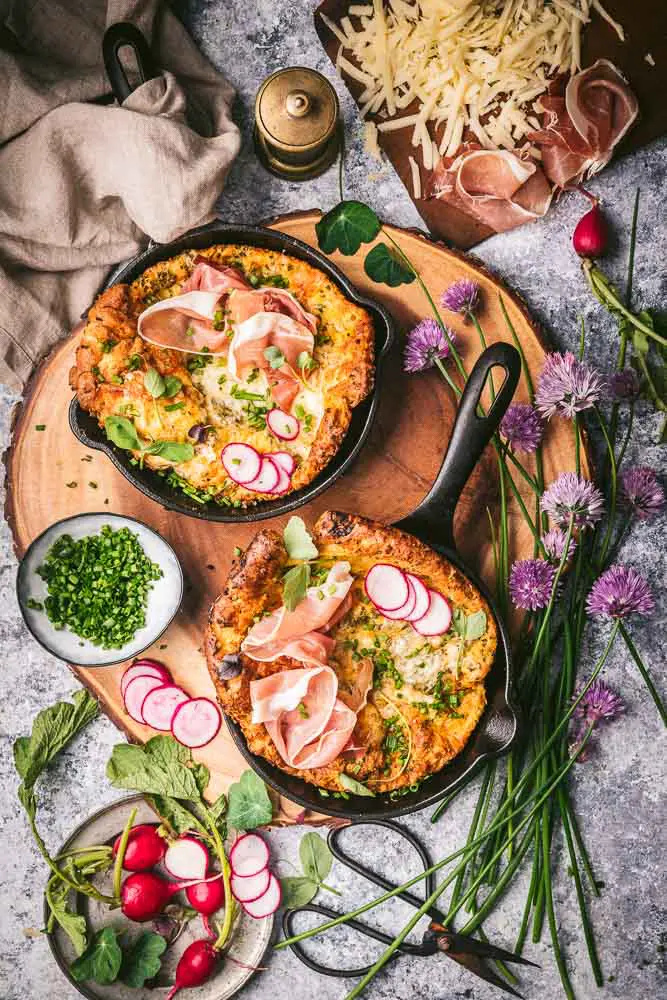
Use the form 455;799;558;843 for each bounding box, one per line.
16;513;183;667
46;795;274;1000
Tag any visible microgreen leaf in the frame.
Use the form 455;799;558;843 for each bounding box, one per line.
339;774;375;797
297;351;316;371
144;368;166;398
282;563;311;611
119;932;167;988
70;927;122;986
363;243;415;287
452;609;487;640
283;517;318;560
280;876;318;909
144;440;195;463
299;832;333;883
227;769;273;830
264;346;286;369
163;375;183;398
315;201;381;256
104;415;142;452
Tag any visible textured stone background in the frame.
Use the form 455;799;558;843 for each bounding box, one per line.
0;2;665;999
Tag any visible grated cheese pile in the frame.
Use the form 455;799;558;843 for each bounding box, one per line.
321;0;624;186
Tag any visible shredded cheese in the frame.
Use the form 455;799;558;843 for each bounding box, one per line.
321;0;626;172
408;154;421;198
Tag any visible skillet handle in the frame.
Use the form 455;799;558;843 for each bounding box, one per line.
103;22;159;104
396;343;521;549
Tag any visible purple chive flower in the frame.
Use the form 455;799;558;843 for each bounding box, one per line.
621;466;665;519
440;279;480;318
509;559;556;610
403;319;456;373
586;565;654;619
541;527;577;564
500;403;545;453
607;368;641;401
570;679;624;760
541;473;605;529
535;351;606;419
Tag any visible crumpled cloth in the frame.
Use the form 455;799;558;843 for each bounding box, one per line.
0;0;241;389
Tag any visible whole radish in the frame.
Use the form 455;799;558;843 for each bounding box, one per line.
121;872;183;923
573;201;607;258
166;939;220;999
113;824;166;871
186;876;225;916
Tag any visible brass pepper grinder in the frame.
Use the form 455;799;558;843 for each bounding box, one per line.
254;67;340;180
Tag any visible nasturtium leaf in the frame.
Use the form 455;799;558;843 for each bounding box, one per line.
144;368;166;398
339;774;375;797
283;517;318;561
282;563;311;612
299;832;333;883
227;769;273;830
315;201;381;256
363;243;415;287
119;932;167;988
280;876;318;909
104;416;142;452
70;927;122;986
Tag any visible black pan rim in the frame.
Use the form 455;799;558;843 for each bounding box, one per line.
69;221;395;523
223;539;517;821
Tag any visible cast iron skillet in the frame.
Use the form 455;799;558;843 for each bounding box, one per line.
226;342;522;820
69;221;394;522
70;22;395;522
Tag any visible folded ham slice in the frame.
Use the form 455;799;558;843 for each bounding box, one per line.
242;562;353;658
244;631;335;668
429;147;552;233
137;290;228;354
227;312;315;386
227;288;317;335
182;257;251;294
528;60;638;188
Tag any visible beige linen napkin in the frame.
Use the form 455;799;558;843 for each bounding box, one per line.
0;0;241;390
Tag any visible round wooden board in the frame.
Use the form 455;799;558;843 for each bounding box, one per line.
5;211;587;820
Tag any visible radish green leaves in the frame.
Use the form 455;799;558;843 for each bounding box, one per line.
227;769;273;830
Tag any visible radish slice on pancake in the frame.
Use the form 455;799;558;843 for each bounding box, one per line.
403;574;432;622
271;451;296;475
378;575;417;620
267;408;300;441
221;443;262;485
364;563;410;612
245;456;280;494
412;589;452;636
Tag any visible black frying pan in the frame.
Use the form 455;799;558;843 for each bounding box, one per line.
226;342;522;820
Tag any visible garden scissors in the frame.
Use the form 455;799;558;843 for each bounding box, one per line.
282;819;538;997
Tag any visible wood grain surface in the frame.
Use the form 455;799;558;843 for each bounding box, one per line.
315;0;667;248
5;212;588;820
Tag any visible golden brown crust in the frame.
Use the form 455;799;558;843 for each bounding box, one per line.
70;245;375;506
205;513;497;795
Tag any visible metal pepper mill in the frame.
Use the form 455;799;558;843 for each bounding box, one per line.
254;66;340;180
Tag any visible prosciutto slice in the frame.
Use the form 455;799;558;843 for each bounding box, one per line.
137;290;228;354
227;288;317;334
227;312;315;382
429;147;552;233
244;631;335;668
528;60;638;188
181;257;251;294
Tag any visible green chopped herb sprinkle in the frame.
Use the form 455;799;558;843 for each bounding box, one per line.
30;525;163;649
35;424;46;431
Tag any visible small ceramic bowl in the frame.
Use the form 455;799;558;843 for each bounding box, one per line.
16;513;183;667
46;795;274;1000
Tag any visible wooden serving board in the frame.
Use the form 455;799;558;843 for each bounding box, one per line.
315;0;667;249
5;212;588;821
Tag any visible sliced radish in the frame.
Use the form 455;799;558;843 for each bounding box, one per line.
221;443;262;485
412;589;452;637
267;408;300;441
271;451;296;475
242;873;281;919
365;563;410;612
121;661;170;699
171;698;221;749
379;576;417;620
164;837;209;881
403;574;431;622
244;456;279;494
123;674;165;724
141;685;190;731
231;868;270;903
266;458;291;495
230;833;270;877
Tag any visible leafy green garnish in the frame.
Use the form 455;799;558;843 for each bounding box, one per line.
297;351;316;372
364;243;415;287
45;869;89;956
281;876;318;908
339;774;375;797
14;690;98;790
164;402;185;412
104;415;142;451
282;563;311;611
227;769;273;830
107;735;205;800
315;201;381;256
144;368;166;398
163;375;183;398
119;932;167;988
452;609;487;640
283;516;318;560
144;440;194;463
70;928;122;985
300;832;333;884
264;346;286;369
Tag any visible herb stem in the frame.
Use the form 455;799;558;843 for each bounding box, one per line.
619;623;666;726
112;806;137;903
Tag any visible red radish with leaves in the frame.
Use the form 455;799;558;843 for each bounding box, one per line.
121;872;185;922
186;876;225;915
573;196;608;258
112;824;166;872
166;939;220;1000
164;837;210;881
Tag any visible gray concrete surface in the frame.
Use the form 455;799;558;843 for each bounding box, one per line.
0;2;665;999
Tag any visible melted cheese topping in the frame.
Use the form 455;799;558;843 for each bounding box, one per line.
321;0;625;169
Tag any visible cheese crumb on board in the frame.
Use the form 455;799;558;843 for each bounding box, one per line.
321;0;625;172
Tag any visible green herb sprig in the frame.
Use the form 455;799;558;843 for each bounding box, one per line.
281;832;340;908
